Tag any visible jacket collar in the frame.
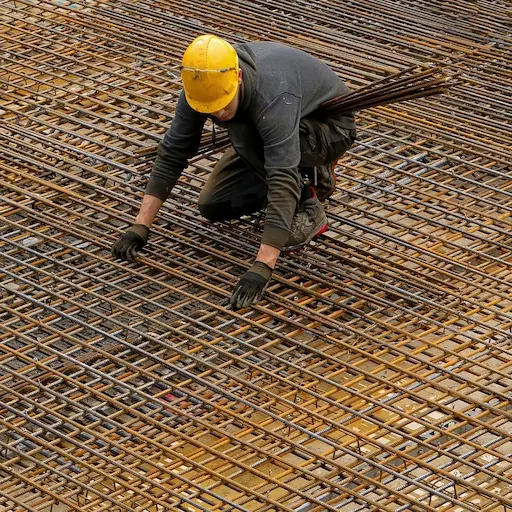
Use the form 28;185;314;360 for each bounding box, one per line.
237;60;254;114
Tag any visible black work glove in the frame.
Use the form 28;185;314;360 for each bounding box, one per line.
111;224;149;262
230;261;273;310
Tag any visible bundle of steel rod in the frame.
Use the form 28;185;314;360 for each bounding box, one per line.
0;0;511;511
317;66;455;117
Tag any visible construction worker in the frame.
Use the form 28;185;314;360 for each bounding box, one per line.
112;34;356;309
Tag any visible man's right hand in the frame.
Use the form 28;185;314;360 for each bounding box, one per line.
111;224;149;262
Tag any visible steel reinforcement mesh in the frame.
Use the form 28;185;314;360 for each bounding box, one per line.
0;0;511;511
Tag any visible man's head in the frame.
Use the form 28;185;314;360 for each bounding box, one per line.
181;34;242;121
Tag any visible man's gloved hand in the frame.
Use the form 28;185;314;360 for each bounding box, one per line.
111;224;149;262
230;261;273;310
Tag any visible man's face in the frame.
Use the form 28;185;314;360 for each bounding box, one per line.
211;69;243;122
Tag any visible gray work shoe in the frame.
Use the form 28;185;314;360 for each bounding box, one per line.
283;193;328;252
313;161;337;201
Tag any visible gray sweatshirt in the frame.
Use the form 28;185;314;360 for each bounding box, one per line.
145;41;353;249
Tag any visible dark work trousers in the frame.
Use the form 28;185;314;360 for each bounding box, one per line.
198;115;356;222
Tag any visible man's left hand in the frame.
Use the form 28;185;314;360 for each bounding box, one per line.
230;262;273;310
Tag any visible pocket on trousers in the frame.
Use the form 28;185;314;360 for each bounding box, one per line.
326;126;357;162
299;120;317;153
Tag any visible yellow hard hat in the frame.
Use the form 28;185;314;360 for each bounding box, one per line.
181;34;239;114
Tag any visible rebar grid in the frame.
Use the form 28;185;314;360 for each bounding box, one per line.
0;0;511;511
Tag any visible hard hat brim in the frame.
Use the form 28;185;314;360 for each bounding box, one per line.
184;83;238;114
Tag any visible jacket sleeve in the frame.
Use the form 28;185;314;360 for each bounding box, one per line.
145;91;206;201
255;93;303;250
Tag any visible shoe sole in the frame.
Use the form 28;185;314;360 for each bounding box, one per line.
282;222;329;252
